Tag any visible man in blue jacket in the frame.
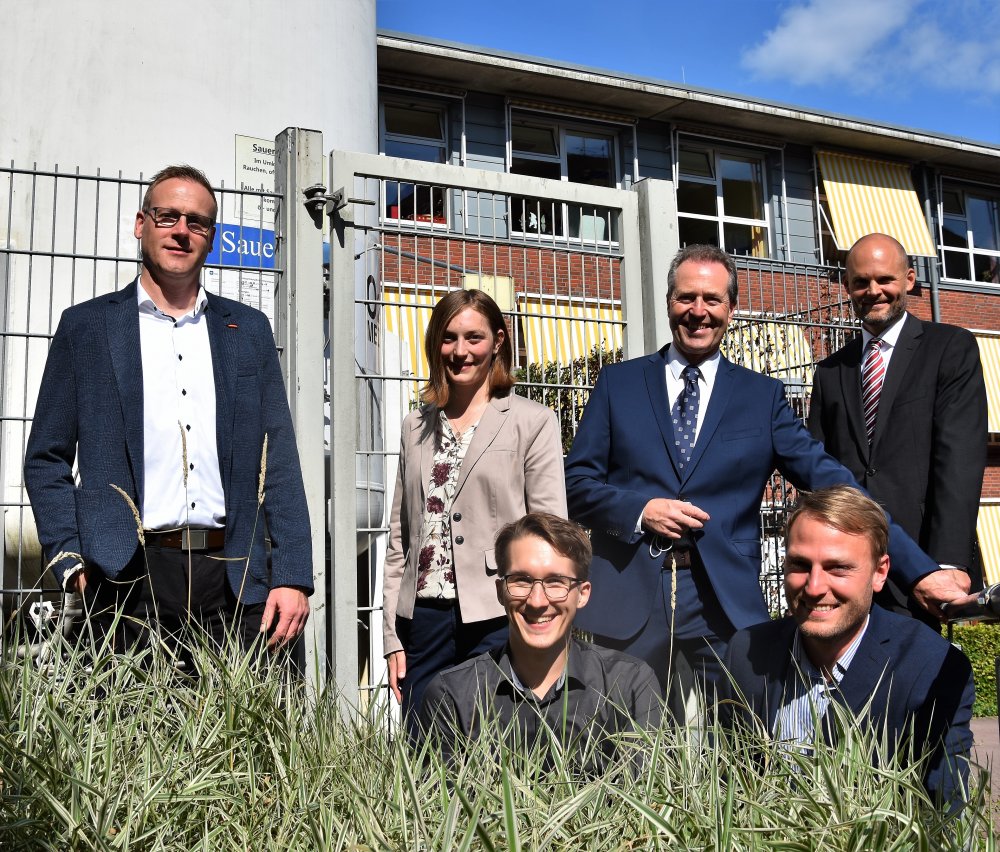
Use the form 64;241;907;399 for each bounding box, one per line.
718;486;973;805
24;164;312;652
564;244;968;711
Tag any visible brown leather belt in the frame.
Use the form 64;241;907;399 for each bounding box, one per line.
144;528;226;551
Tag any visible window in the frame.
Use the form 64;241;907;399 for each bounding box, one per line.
509;116;618;241
940;182;1000;284
380;98;448;224
676;145;769;257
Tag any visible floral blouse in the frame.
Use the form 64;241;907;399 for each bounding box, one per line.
414;410;478;600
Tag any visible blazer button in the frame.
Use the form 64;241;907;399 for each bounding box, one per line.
455;536;464;545
867;467;877;477
453;512;462;522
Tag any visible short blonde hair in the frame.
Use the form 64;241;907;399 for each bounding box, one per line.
785;485;889;563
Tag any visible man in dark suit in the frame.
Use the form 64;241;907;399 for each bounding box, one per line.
718;486;974;805
809;232;987;627
564;244;967;709
24;164;312;652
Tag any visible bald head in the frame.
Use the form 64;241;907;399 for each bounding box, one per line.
843;233;916;335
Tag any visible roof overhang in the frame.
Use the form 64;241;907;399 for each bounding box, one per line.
378;31;1000;177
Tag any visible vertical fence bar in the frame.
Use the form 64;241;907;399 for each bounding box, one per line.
274;128;328;689
328;150;361;710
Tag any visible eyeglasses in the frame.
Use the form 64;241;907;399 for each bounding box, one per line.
143;207;215;236
501;574;582;602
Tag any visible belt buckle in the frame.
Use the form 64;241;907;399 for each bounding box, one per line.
181;529;208;550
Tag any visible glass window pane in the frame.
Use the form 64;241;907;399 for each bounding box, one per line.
384;105;443;141
720;157;764;220
569;206;614;242
942;215;969;248
510;195;561;235
968;195;1000;251
942;188;965;216
384;181;447;222
565;133;615;187
511;157;561;180
678;216;719;248
724;222;768;257
678;147;714;178
973;253;1000;284
942;249;972;281
677;179;718;216
512;123;559;156
384;139;446;163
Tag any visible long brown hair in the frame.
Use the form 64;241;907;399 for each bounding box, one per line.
421;289;515;407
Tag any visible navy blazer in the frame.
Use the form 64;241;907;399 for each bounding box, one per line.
24;279;312;604
718;605;974;803
809;315;987;570
564;346;938;640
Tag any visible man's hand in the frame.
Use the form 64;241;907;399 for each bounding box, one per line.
260;586;310;647
387;650;406;704
911;569;972;619
70;568;88;596
641;498;710;539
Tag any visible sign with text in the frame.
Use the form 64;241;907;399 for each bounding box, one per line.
235;135;276;223
206;222;276;270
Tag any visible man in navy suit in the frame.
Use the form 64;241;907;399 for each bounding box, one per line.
564;244;968;708
809;233;987;627
24;165;312;652
718;486;973;805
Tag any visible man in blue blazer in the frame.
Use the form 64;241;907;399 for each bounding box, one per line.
564;244;968;704
718;486;973;805
24;165;312;651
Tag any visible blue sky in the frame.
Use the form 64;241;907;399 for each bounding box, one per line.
378;0;1000;145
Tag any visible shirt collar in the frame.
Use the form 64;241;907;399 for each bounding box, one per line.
498;637;582;702
667;346;721;384
861;312;907;349
137;278;208;319
793;613;870;685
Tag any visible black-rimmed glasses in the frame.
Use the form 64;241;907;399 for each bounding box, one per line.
501;574;582;602
143;207;216;236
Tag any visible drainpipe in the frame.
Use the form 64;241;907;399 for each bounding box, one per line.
921;166;941;323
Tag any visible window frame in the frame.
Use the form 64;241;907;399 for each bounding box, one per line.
378;94;451;229
937;177;1000;286
506;110;622;243
674;140;772;258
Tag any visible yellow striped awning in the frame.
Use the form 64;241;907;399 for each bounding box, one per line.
976;335;1000;433
382;287;437;379
816;151;936;257
977;503;1000;585
518;299;624;366
721;319;816;388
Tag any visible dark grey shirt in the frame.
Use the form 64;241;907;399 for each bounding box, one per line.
419;638;662;765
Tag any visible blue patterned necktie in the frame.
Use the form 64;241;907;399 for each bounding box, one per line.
672;365;701;469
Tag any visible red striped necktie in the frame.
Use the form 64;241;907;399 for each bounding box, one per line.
861;338;885;444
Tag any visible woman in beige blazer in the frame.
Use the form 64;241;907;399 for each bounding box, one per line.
383;289;567;728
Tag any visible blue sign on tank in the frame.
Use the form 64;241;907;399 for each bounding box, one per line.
206;223;276;270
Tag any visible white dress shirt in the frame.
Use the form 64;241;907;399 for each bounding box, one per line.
860;311;907;376
138;281;226;530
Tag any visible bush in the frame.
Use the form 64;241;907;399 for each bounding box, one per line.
0;630;994;850
950;621;1000;717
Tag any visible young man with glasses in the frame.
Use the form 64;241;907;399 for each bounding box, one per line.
418;512;661;756
25;164;312;658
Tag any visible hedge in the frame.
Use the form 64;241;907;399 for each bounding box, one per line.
949;621;1000;717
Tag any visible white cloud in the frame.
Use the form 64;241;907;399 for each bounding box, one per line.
741;0;1000;96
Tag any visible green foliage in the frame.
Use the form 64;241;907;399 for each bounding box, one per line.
514;343;623;454
1;630;996;850
950;622;1000;717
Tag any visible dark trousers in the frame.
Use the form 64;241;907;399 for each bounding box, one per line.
396;600;508;736
81;544;266;669
592;558;734;721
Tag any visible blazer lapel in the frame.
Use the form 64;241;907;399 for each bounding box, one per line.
870;315;921;453
836;335;869;463
454;395;507;498
205;294;237;487
416;406;436;504
823;607;892;739
643;347;683;476
106;280;144;499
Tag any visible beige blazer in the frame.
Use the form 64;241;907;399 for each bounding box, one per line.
382;393;567;655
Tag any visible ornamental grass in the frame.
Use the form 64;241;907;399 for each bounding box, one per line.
0;628;996;850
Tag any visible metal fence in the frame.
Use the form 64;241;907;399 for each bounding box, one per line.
0;163;282;635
